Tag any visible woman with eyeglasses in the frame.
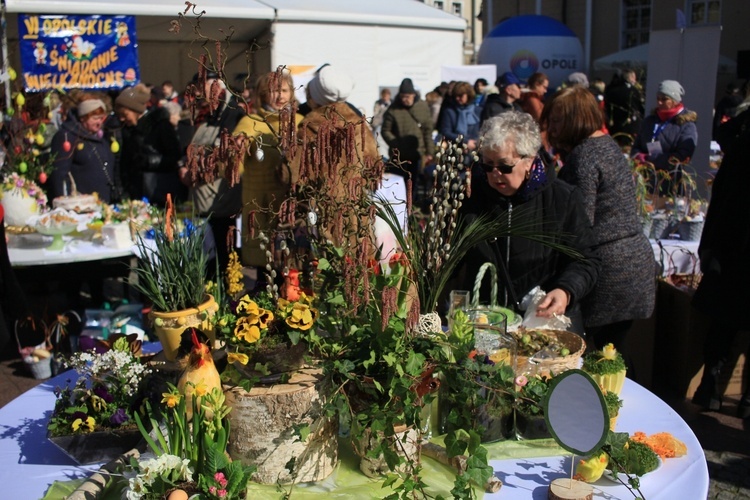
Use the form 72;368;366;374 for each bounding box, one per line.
457;111;600;335
542;86;656;356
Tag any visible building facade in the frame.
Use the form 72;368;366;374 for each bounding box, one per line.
480;0;748;97
420;0;484;64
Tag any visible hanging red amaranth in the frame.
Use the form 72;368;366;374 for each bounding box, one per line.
406;299;420;333
214;41;223;73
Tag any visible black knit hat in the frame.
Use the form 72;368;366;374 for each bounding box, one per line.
399;78;416;95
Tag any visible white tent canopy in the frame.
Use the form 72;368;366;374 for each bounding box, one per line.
4;0;465;111
593;42;736;74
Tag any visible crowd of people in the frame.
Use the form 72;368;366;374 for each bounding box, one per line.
9;65;750;416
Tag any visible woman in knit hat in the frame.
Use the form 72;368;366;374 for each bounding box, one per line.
48;93;120;203
631;79;698;194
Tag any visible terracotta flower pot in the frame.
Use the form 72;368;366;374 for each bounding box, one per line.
149;294;218;361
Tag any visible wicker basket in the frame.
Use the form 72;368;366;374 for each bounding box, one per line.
471;262;522;330
15;317;52;380
515;329;586;376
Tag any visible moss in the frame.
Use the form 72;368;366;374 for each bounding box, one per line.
582;350;626;375
603;391;623;418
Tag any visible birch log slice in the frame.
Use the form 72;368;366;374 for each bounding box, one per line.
548;478;593;500
224;369;338;484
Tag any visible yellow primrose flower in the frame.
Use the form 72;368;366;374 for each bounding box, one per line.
227;352;249;365
285;303;318;331
161;391;181;408
236;295;260;316
602;343;617;360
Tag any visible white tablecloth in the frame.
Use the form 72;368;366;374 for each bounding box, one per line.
8;233;134;267
486;379;709;499
0;369;707;499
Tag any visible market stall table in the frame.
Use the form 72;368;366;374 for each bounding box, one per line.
8;232;134;267
0;364;708;499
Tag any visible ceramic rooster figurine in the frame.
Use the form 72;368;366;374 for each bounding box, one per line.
177;328;222;419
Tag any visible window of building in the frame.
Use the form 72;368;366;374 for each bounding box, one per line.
452;2;463;16
434;0;444;10
688;0;721;25
621;0;651;49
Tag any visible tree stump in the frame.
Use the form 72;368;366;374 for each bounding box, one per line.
548;478;593;500
224;369;338;484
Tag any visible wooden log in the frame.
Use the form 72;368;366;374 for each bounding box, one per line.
548;478;593;500
224;369;338;484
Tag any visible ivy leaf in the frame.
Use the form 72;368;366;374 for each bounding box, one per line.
464;454;494;488
287;330;301;345
445;431;468;457
362;349;377;369
405;352;426;376
383;352;397;366
293;423;311;443
382;474;399;488
316;258;331;271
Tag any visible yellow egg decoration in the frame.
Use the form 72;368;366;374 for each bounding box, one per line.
8;67;17;81
35;133;44;145
15;93;25;107
77;143;84;151
110;138;120;153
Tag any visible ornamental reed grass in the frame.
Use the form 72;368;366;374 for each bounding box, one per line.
129;194;210;312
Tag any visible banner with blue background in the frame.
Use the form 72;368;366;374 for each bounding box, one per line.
18;14;140;92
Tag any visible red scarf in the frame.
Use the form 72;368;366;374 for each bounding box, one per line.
656;103;684;122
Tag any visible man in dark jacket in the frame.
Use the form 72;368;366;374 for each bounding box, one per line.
480;72;523;125
115;85;181;205
381;78;435;182
604;69;644;147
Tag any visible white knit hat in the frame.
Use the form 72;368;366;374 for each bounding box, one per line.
307;66;354;105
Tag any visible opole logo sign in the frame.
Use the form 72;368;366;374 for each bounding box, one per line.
18;14;140;92
477;15;583;90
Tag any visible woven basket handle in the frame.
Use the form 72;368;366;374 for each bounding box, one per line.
15;317;51;354
472;262;498;308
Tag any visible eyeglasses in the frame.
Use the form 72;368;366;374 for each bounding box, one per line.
479;156;527;174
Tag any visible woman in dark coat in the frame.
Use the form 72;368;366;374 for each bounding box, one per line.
49;95;119;203
458;111;601;335
542;86;656;351
691;108;750;416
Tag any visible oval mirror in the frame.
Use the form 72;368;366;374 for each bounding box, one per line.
544;369;608;455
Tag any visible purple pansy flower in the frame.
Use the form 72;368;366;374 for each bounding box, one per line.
93;385;114;403
109;408;129;425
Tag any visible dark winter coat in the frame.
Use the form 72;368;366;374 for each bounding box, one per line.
692;109;750;326
604;81;644;139
49;115;118;203
380;96;435;177
480;94;523;125
119;106;181;203
631;107;698;172
457;153;601;335
558;135;656;327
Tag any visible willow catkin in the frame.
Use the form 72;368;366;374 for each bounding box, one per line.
248;211;256;239
406;179;413;215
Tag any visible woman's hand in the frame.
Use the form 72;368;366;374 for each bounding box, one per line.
536;288;570;318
